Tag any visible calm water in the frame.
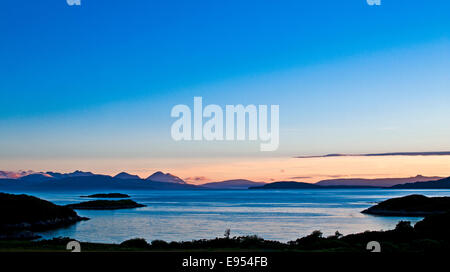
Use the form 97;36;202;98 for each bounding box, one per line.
26;189;450;243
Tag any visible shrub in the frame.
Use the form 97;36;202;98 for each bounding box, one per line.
120;238;149;248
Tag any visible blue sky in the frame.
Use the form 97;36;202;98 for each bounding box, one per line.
0;0;449;173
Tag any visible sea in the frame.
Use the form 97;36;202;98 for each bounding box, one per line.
20;189;450;244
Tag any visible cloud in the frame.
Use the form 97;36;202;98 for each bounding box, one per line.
289;176;311;179
184;176;209;182
0;170;36;179
295;151;450;159
321;175;346;178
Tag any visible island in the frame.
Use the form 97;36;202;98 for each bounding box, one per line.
80;193;130;198
0;192;88;240
66;199;146;210
362;194;450;216
249;181;321;189
249;181;377;189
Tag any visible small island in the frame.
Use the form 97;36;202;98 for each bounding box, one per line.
249;181;321;189
80;193;130;198
66;199;146;210
362;194;450;216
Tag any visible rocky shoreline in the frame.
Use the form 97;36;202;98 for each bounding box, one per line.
0;193;89;240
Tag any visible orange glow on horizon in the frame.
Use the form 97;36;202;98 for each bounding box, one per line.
2;155;450;185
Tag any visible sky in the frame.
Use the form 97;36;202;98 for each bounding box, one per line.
1;0;450;183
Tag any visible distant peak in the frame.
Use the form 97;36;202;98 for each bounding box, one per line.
19;172;55;181
114;172;141;180
46;170;96;179
0;170;36;179
146;171;186;184
72;170;93;174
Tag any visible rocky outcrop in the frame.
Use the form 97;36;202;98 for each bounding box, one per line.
0;192;89;240
362;194;450;216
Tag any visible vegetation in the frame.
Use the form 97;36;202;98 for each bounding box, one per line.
120;238;150;248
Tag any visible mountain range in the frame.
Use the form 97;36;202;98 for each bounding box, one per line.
200;179;266;189
315;175;441;187
250;181;320;190
249;176;448;190
391;177;450;189
0;170;266;191
0;170;196;191
0;170;449;190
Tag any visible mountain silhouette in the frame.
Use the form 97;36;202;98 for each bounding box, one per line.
19;173;54;182
249;181;379;189
0;170;196;191
146;171;186;184
45;170;96;179
114;172;141;180
3;169;450;191
316;175;442;187
201;179;266;189
250;181;321;189
390;176;450;189
0;170;35;179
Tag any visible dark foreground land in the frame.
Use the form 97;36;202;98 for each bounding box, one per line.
2;212;450;252
0;193;144;240
0;193;88;240
2;192;450;252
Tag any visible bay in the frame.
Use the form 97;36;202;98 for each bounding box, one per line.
29;189;450;243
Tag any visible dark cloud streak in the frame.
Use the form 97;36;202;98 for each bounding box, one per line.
295;151;450;159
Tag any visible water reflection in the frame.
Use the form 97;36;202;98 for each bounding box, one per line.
34;189;450;243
